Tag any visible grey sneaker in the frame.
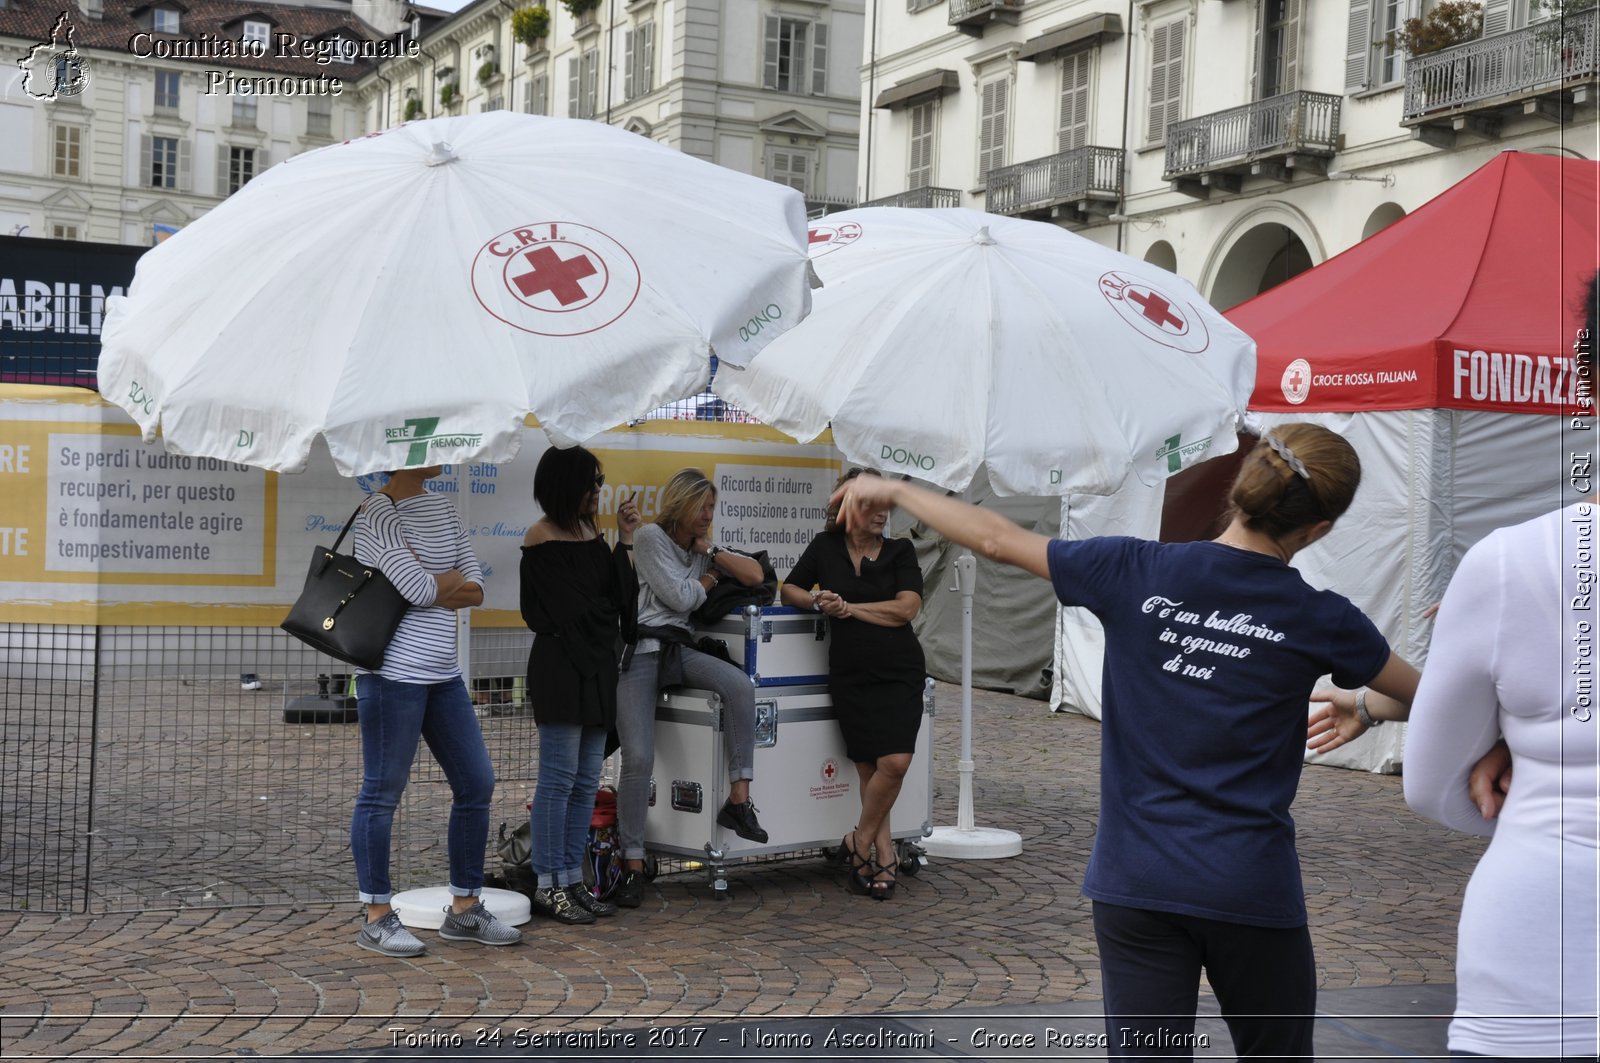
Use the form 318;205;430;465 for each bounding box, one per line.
438;900;523;946
356;910;426;957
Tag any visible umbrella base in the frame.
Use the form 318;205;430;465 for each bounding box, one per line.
920;825;1022;860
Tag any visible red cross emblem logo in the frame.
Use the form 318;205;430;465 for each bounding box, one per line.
471;222;641;336
1281;358;1312;405
807;222;862;258
1098;271;1210;354
820;758;839;783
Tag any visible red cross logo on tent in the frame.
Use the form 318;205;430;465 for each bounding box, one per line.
1097;270;1211;354
472;222;641;336
1281;358;1312;405
511;246;599;306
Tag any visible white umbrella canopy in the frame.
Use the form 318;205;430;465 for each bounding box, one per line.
713;207;1255;496
98;113;814;475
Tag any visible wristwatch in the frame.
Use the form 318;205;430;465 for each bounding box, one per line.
706;544;722;560
1355;688;1383;729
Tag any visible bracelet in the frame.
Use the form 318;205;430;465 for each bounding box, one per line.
1355;689;1383;729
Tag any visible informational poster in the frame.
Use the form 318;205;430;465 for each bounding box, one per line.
0;390;840;626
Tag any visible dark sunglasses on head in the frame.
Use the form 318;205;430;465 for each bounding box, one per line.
593;473;605;488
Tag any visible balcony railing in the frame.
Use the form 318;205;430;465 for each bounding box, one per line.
1164;90;1341;182
950;0;1023;33
985;146;1123;219
1403;11;1598;123
862;186;963;209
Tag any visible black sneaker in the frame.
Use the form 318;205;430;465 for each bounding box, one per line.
612;871;644;909
716;799;768;844
531;886;595;925
568;885;618;918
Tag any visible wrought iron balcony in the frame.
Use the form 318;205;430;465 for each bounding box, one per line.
1163;90;1341;197
862;186;963;209
1402;11;1598;145
985;146;1123;221
950;0;1023;37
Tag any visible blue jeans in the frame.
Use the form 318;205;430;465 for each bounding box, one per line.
351;673;495;904
529;722;607;889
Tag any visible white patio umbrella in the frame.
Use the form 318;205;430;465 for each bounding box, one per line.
714;207;1254;496
98;113;814;476
716;208;1255;859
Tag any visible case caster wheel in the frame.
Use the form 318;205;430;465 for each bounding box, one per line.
896;840;926;876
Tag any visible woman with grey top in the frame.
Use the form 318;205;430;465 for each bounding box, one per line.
612;468;769;908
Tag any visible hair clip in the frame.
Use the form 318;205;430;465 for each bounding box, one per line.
1264;434;1311;480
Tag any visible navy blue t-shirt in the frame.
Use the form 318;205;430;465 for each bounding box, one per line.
1048;537;1390;928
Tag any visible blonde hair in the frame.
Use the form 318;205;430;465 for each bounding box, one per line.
1227;423;1361;539
655;468;716;537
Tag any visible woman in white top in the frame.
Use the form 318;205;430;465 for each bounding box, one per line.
347;465;521;957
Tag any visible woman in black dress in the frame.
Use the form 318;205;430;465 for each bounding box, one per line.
520;446;639;924
781;468;925;899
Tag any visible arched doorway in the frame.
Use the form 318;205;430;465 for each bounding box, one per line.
1209;223;1313;311
1144;240;1178;273
1362;203;1407;240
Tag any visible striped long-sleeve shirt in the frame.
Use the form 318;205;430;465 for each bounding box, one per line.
351;491;482;683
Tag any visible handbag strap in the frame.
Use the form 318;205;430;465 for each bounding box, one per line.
328;493;400;555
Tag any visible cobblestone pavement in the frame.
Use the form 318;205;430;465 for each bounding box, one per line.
0;683;1485;1060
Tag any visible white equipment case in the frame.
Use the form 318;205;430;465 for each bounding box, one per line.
693;604;829;688
643;680;934;892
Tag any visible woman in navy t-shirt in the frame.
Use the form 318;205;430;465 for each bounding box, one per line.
831;424;1419;1061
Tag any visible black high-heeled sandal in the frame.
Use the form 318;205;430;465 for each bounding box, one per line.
866;858;897;901
840;832;876;895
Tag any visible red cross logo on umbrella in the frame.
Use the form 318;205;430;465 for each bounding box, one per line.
472;221;641;336
1098;270;1211;354
807;222;862;258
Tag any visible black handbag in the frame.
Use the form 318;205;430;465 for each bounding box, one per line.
280;500;409;670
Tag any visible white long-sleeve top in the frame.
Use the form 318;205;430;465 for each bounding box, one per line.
1404;502;1599;1058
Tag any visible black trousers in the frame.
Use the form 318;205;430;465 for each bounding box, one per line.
1093;901;1316;1062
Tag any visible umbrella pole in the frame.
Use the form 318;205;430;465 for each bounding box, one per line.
920;551;1023;860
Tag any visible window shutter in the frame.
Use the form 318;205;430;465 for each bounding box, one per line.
640;23;655;95
140;133;153;187
1167;21;1185;131
1284;0;1302;94
177;138;192;192
568;57;579;117
1481;0;1510;36
1059;51;1090;151
908;102;934;189
811;22;828;95
763;15;781;90
535;74;548;115
979;77;1008;180
586;49;599;116
257;148;268;173
216;145;228;195
1147;24;1169;142
1252;1;1264;100
624;29;635;99
1345;0;1373;92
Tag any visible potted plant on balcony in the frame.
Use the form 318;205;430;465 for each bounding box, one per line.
512;5;551;50
438;80;459;107
403;97;422;122
561;0;601;21
1390;1;1482;55
477;60;500;86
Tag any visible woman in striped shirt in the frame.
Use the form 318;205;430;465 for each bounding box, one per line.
348;465;521;957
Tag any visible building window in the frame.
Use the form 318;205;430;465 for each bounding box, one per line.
155;70;180;111
977;75;1008;182
1257;0;1302;99
53;124;81;178
323;36;355;64
232;96;257;127
51;223;80;241
568;48;599;118
1059;51;1091;151
625;22;656;100
152;7;180;34
907;101;935;189
765;147;812;196
483;95;505;112
242;20;270;49
1348;0;1432;92
1146;19;1185;145
306;97;332;137
143;134;187;189
526;73;549;115
222;146;257;194
763;16;828;95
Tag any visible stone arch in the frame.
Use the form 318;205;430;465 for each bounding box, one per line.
1143;240;1178;273
1362;202;1407;240
1203;206;1324;311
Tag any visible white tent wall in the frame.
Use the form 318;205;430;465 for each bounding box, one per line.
1050;482;1167;721
906;472;1062;699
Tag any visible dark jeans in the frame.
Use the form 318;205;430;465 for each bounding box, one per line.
1093;901;1315;1063
351;673;495;903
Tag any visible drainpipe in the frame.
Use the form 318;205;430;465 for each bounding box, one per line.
864;0;878;203
498;1;517;113
605;0;617;124
1116;0;1134;255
